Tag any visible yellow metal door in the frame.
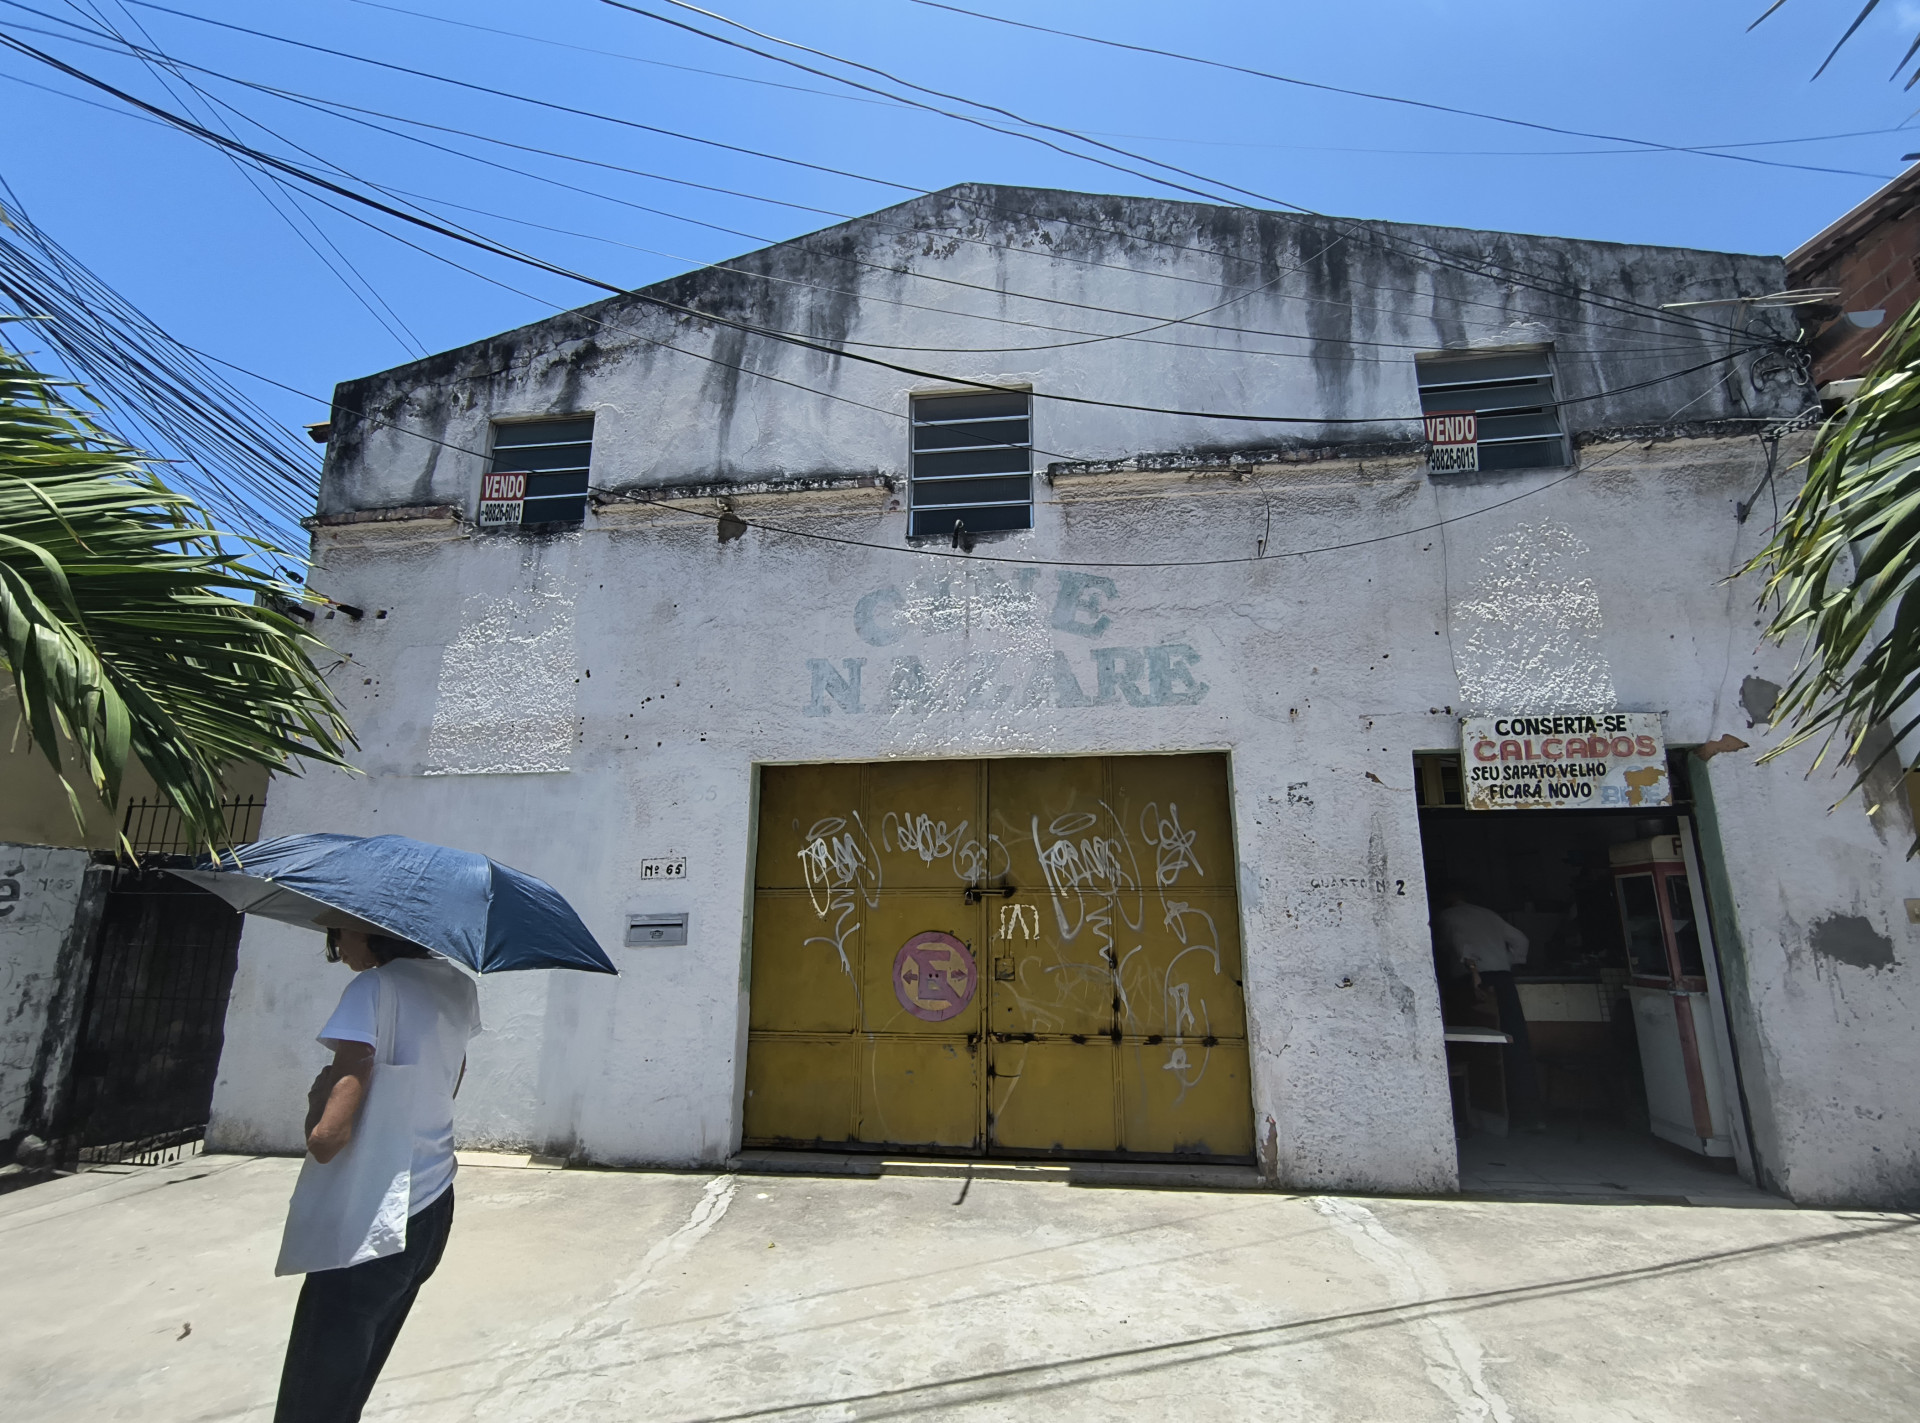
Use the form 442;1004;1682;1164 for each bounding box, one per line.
744;753;1252;1161
745;761;987;1151
986;753;1252;1159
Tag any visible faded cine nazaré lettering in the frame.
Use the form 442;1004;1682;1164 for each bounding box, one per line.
1461;711;1670;811
802;570;1211;715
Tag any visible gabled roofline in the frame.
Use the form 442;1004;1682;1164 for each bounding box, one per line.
329;182;1786;396
1789;162;1920;276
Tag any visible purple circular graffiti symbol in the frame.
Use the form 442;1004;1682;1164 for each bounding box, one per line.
893;931;976;1022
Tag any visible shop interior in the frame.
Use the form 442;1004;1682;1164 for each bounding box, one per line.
1413;754;1769;1203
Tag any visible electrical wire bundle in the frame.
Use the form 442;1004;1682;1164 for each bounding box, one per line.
0;177;320;555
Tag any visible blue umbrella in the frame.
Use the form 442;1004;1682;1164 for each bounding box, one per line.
170;833;617;975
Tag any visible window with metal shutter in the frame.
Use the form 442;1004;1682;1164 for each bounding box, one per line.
1416;348;1568;473
909;390;1032;538
484;417;593;527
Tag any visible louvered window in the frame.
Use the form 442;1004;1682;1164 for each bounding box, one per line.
909;390;1032;538
1416;349;1567;473
482;417;593;528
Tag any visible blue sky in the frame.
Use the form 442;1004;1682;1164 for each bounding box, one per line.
2;0;1917;451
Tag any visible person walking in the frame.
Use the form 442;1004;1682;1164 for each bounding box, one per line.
274;926;481;1423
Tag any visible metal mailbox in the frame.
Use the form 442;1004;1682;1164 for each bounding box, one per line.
626;912;689;948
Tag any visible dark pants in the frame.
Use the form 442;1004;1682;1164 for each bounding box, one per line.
275;1186;455;1423
1481;971;1544;1125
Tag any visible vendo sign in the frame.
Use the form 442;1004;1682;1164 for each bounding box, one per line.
478;471;526;527
1425;410;1478;474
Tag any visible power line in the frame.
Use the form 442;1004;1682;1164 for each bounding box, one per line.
0;30;1764;433
329;0;1920;163
70;0;428;360
371;176;1726;364
104;59;1733;362
0;7;1790;575
0;178;320;549
99;0;923;193
81;0;1755;346
12;0;1763;361
906;0;1899;181
0;60;1393;367
143;65;1718;367
33;9;1800;351
124;83;1757;472
607;1;1762;345
205;336;1777;575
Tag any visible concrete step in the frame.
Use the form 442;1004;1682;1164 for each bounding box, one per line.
455;1150;566;1171
727;1151;1266;1192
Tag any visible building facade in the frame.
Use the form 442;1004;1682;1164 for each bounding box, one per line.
206;185;1920;1207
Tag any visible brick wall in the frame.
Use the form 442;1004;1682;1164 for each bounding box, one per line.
1790;196;1920;387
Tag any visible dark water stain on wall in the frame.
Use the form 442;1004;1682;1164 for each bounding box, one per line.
1809;914;1896;972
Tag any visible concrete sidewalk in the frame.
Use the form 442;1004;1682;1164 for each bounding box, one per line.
2;1154;1914;1422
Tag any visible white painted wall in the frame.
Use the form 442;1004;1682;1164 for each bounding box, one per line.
208;190;1920;1204
209;427;1920;1202
0;844;90;1141
1693;738;1920;1207
315;187;1796;524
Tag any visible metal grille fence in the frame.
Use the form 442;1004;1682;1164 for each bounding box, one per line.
55;870;245;1168
120;796;264;857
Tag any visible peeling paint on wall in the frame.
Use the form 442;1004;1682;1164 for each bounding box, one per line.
1455;520;1617;714
425;582;579;775
0;844;89;1139
1739;676;1781;728
1808;913;1897;972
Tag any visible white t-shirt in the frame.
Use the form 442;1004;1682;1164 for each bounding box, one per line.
319;958;483;1215
1435;903;1531;975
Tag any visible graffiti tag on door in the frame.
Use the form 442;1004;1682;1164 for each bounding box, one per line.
894;931;976;1021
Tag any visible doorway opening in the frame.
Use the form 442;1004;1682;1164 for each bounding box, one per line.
1414;753;1766;1203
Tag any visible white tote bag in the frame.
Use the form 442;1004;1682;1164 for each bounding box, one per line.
275;972;419;1276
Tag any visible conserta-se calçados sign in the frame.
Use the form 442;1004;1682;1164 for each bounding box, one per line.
1460;712;1669;811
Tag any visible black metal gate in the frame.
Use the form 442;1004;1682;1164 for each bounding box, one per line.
58;869;244;1164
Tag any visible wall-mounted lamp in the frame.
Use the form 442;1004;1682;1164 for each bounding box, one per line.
1844;309;1886;329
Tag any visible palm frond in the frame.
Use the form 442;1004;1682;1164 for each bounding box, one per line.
1745;298;1920;828
0;342;353;853
1749;1;1906;82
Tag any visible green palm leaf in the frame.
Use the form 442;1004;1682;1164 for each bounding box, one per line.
1746;298;1920;827
0;342;352;853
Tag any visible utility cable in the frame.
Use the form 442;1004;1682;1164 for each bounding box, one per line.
334;0;1920;163
105;57;1736;362
212;137;1763;454
88;30;1799;351
86;0;1757;345
67;0;427;360
0;30;1764;431
617;0;1768;344
907;0;1898;181
0;182;320;548
6;0;1765;357
195;340;1772;574
96;0;922;193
